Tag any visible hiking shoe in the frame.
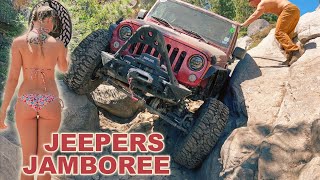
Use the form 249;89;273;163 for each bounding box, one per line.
288;48;304;66
280;50;295;66
280;42;305;66
281;59;290;66
281;54;291;66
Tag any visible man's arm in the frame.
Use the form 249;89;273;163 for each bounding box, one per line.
241;3;265;27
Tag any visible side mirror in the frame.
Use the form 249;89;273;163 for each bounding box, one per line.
137;9;148;19
232;47;246;60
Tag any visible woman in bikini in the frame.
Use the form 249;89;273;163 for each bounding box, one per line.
0;6;68;180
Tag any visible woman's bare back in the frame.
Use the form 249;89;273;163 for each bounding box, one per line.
15;32;67;96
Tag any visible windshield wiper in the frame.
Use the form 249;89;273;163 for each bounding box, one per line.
151;16;174;29
181;28;208;43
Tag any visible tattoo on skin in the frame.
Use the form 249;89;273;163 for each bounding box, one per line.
27;32;48;45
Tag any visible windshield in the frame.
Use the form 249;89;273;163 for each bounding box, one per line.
147;0;237;48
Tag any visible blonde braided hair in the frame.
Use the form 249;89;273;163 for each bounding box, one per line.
27;6;56;57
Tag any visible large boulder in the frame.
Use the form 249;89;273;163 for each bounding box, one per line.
218;9;320;180
236;36;252;50
0;136;21;180
296;6;320;38
247;19;270;37
91;84;144;121
0;97;21;180
298;156;320;180
296;7;320;42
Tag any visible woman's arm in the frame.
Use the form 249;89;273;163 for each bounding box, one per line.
0;39;22;129
57;41;69;73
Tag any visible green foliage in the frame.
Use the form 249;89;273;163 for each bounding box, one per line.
0;0;18;25
0;1;26;83
261;13;277;23
184;0;235;19
58;0;135;51
0;22;26;86
231;0;254;22
141;0;157;10
238;27;248;37
211;0;235;19
248;23;276;49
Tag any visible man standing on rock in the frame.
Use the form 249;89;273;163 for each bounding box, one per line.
240;0;304;66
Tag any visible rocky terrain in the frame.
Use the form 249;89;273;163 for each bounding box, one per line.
217;8;320;180
1;6;320;180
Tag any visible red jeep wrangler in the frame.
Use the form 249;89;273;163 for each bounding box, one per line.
65;0;246;169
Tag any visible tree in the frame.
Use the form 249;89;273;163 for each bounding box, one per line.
212;0;236;19
232;0;254;22
0;0;18;25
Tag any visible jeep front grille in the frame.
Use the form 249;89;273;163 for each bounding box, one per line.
128;43;187;73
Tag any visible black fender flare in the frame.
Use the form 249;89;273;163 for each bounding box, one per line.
203;66;229;98
203;66;227;79
107;17;123;40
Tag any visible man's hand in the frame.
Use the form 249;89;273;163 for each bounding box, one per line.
0;111;8;130
234;22;244;28
234;22;246;28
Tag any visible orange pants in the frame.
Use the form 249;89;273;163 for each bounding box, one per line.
275;4;300;53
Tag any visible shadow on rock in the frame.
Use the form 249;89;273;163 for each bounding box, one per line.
218;121;312;179
196;53;262;179
311;119;320;155
258;122;313;179
224;53;262;129
304;42;317;50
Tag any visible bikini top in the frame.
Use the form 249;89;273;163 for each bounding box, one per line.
24;67;52;92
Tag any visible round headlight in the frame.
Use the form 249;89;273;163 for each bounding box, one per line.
119;25;133;41
188;55;204;71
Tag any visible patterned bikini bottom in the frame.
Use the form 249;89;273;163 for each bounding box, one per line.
19;94;63;112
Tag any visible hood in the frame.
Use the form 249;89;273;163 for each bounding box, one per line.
126;19;228;58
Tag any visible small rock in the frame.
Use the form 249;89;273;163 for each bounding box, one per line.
236;36;252;50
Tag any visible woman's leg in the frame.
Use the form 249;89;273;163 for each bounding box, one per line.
15;100;38;180
37;99;61;180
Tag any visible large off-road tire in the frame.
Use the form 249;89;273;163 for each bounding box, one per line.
29;0;72;47
64;29;109;94
172;98;229;169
